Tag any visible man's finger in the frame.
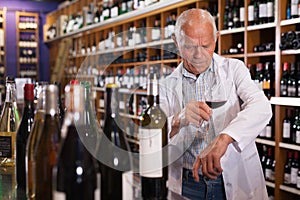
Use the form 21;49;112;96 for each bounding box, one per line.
192;156;201;182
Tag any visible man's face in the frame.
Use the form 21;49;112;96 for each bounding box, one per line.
177;21;216;75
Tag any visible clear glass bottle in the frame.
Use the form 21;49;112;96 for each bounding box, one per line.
139;66;168;200
35;84;61;200
0;76;21;167
26;83;47;200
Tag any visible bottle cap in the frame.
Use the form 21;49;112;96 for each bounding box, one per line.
24;83;35;101
70;80;79;85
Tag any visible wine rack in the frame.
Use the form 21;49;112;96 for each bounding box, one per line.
16;11;39;81
44;0;300;199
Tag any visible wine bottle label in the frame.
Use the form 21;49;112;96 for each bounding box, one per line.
0;132;15;158
291;167;298;184
122;171;133;200
248;5;254;21
265;126;272;138
283;123;291;138
297;176;300;189
95;173;101;200
296;131;300;144
284;173;291;184
267;2;274;18
151;28;160;41
265;168;272;180
53;191;66;200
139;128;163;178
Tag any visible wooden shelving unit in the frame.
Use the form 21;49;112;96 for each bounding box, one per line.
45;0;300;199
16;11;39;81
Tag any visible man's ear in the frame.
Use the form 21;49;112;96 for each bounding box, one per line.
215;31;220;42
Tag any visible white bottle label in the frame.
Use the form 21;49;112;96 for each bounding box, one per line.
53;191;66;200
291;167;298;184
296;131;300;144
122;171;133;200
95;173;101;200
265;168;272;180
283;122;291;139
265;126;272;138
297;176;300;189
248;5;254;22
139;128;163;177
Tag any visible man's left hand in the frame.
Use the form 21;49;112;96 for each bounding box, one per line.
192;134;234;181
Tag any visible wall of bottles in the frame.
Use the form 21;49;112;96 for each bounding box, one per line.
16;12;39;81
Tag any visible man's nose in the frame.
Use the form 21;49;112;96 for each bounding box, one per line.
193;46;203;57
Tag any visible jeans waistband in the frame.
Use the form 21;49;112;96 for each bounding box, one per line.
183;168;223;183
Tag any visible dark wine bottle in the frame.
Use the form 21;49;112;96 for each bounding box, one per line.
54;82;65;126
139;66;168;200
16;83;35;199
53;84;99;200
265;147;274;182
284;151;293;185
35;84;61;200
291;151;299;187
280;62;289;97
96;83;132;200
282;108;292;143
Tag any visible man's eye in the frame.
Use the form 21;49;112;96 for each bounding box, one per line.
184;45;193;49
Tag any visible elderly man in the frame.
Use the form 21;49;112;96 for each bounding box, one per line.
159;8;272;200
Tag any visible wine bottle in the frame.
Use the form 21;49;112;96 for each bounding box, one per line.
96;83;132;200
284;151;293;185
260;145;267;177
294;109;300;145
282;108;292;143
16;83;35;199
267;0;274;22
53;84;99;200
265;147;274;182
54;82;65;126
139;66;168;200
280;62;289;97
26;83;47;200
291;151;299;187
287;62;297;97
35;84;61;200
248;0;255;26
0;76;21;167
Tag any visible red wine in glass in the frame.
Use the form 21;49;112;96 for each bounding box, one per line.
206;100;227;109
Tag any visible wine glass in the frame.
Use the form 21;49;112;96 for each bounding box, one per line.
198;79;233;144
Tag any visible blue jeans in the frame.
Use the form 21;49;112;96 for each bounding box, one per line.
182;168;226;200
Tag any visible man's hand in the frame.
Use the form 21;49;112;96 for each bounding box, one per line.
170;100;211;138
192;134;233;181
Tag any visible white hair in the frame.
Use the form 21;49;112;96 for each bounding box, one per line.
174;8;218;42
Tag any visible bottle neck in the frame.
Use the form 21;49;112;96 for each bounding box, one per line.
105;87;119;117
147;73;159;106
5;82;17;103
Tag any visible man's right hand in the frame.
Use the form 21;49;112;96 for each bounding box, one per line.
170;100;211;138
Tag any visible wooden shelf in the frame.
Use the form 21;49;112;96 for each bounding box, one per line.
279;142;300;151
279;185;300;196
270;97;300;107
256;138;276;146
45;0;188;43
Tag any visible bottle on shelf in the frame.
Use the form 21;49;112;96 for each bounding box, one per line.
35;84;61;200
284;151;293;185
139;66;168;200
291;151;299;187
26;83;47;200
260;144;268;178
280;62;289;97
96;83;132;200
262;62;272;99
283;108;292;143
0;76;21;167
16;83;35;198
259;0;267;24
293;108;300;144
287;62;297;97
53;84;99;199
54;82;65;126
265;147;274;182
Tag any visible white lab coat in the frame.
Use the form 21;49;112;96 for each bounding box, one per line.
160;53;272;200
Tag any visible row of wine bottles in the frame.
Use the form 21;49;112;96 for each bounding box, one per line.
280;61;300;97
0;67;168;200
223;0;275;30
282;107;300;145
